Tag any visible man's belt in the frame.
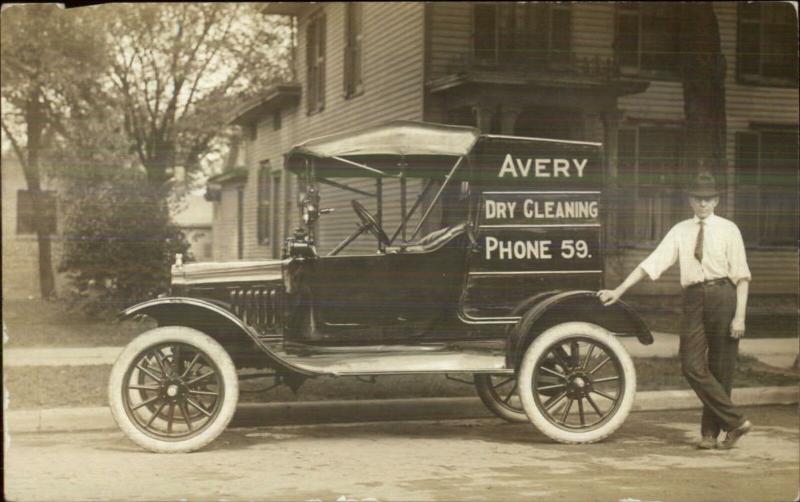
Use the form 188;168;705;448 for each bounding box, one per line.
686;278;734;289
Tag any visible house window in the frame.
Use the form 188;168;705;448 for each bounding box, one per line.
257;161;271;245
344;2;363;97
737;2;798;86
271;171;282;257
284;173;294;239
237;186;244;259
617;126;684;244
473;3;571;66
735;128;799;246
306;12;326;113
616;3;680;76
17;190;57;235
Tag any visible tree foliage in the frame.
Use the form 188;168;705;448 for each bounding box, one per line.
1;3;110;298
106;3;292;184
59;171;190;315
3;4;292;311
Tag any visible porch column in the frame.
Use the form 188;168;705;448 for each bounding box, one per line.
500;107;521;135
472;103;495;133
600;109;624;285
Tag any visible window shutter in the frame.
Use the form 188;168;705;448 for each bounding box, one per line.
318;14;326;110
257;162;271;244
551;5;572;63
615;5;640;68
736;3;761;79
473;4;497;61
734;131;759;186
306;19;317;112
734;131;760;243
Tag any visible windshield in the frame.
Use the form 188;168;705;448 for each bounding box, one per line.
298;164;472;256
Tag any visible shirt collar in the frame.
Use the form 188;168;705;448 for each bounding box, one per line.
693;214;717;225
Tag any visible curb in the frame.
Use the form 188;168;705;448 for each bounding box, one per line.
5;385;798;434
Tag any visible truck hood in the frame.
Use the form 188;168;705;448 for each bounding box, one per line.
171;259;287;286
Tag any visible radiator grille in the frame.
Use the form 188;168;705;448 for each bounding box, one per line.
229;285;284;336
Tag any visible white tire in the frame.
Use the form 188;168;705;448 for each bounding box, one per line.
518;322;636;444
474;374;528;423
108;326;239;453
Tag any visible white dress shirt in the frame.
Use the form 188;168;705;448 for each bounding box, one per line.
639;214;752;288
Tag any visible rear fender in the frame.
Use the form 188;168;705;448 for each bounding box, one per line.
507;290;653;369
118;297;313;376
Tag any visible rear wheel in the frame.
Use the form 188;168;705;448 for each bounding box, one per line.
474;374;527;423
518;322;636;444
108;326;239;453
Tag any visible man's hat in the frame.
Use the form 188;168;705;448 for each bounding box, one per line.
686;172;720;198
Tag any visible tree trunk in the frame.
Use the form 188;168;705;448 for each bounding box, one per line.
23;90;56;298
679;2;727;179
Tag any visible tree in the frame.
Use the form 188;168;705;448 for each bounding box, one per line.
105;3;292;187
59;170;190;315
678;2;727;179
1;3;109;298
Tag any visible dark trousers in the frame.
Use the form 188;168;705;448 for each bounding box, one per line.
680;280;745;436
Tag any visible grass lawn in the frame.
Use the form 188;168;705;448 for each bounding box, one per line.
5;356;798;410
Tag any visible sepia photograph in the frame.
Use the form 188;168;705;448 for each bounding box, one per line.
2;2;798;501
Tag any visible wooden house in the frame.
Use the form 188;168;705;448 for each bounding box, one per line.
223;2;798;330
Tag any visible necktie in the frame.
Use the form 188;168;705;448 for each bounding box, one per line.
694;221;704;263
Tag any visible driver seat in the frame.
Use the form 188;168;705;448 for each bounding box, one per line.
389;222;468;254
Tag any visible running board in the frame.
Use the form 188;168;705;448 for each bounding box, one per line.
261;341;512;377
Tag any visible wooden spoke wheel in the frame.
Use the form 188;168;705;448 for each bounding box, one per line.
518;322;636;444
109;327;239;453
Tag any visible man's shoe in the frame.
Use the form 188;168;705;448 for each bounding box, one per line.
719;420;752;450
697;436;717;449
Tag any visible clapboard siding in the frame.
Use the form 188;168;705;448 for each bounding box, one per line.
608;248;799;296
427;3;471;81
242;3;425;258
229;2;797;300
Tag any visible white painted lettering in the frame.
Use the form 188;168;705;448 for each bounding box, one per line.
535;158;551;177
485;200;496;219
553;159;570;177
541;240;552;259
574;158;588;177
516;158;532;177
524;199;534;218
498;240;513;260
498;154;517;178
485;236;498;260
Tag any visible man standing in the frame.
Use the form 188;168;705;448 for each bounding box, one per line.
597;172;752;449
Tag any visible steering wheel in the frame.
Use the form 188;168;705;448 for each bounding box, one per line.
351;200;390;246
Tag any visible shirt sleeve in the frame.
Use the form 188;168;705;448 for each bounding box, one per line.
639;226;679;281
727;223;752;284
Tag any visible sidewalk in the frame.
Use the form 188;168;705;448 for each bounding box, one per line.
5;386;799;434
3;332;798;368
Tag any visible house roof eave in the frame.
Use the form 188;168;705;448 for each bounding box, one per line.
228;83;302;127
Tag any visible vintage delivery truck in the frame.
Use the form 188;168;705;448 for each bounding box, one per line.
109;121;653;452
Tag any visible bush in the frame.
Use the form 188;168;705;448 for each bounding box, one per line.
59;172;190;316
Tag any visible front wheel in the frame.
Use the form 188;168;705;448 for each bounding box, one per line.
108;326;239;453
518;322;636;444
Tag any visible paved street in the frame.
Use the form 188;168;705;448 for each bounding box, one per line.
5;406;798;502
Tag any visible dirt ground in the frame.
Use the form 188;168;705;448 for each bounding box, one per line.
5;405;798;502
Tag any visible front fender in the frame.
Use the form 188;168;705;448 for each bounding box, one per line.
118;297;313;376
507;290;653;369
